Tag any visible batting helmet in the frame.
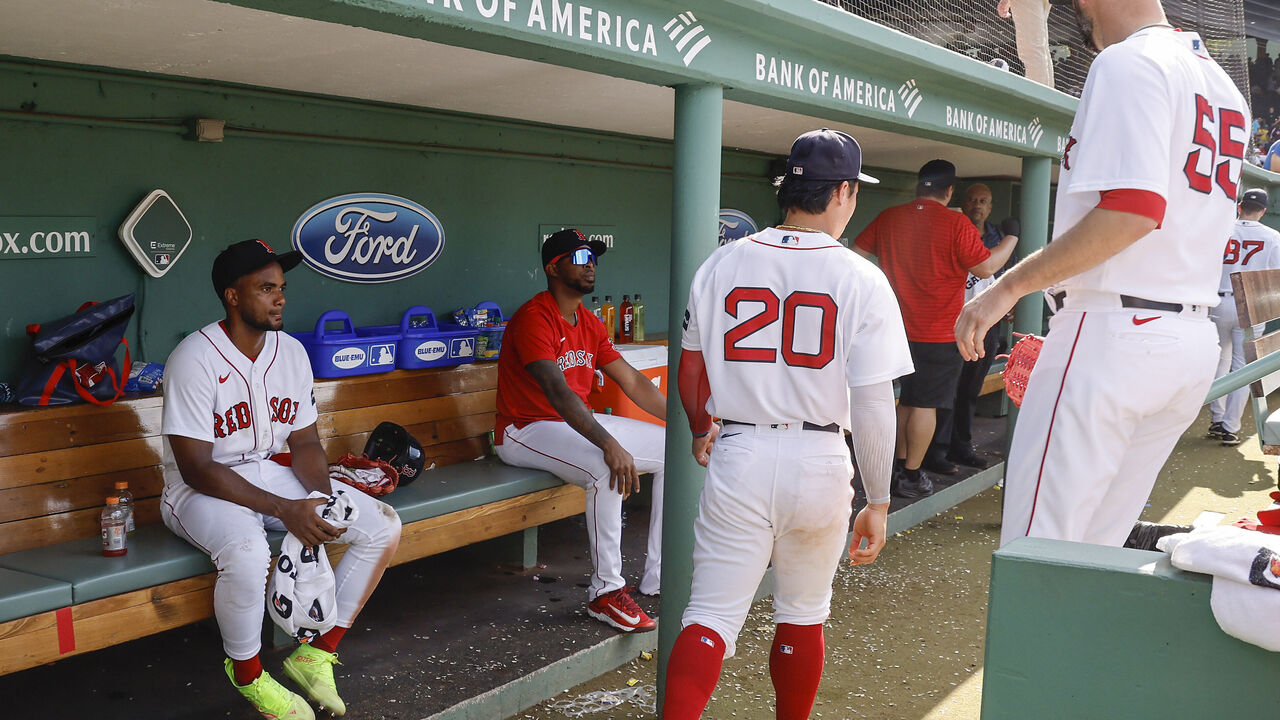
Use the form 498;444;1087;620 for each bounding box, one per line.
363;422;426;485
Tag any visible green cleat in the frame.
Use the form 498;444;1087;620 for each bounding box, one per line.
282;644;346;716
224;659;315;720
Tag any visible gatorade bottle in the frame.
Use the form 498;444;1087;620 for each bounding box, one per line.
633;294;646;342
101;497;128;557
114;480;135;534
620;295;634;344
590;296;602;320
601;296;617;341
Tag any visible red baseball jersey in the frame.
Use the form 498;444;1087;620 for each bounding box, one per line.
495;291;621;442
855;200;989;343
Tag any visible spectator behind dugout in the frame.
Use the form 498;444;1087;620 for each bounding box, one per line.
854;161;1018;500
1268;138;1280;173
997;0;1053;88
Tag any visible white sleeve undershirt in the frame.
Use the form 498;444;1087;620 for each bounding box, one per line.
849;380;897;505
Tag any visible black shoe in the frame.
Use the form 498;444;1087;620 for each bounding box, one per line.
1221;431;1242;446
1123;521;1193;551
892;468;935;499
946;447;989;469
921;452;958;475
1207;422;1227;440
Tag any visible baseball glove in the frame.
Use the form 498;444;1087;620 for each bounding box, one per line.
328;453;399;497
1000;333;1044;408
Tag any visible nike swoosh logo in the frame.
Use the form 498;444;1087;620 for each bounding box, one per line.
720;432;741;439
1131;315;1160;325
609;606;642;624
218;372;231;383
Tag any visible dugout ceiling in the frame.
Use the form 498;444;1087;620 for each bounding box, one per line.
1;0;1085;179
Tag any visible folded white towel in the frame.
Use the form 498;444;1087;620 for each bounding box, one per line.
267;489;359;643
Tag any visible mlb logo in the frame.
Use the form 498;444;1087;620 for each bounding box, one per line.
154;253;171;265
781;235;799;245
1192;39;1200;50
451;337;475;357
369;344;395;366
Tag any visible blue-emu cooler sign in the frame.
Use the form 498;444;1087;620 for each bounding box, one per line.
292;193;445;283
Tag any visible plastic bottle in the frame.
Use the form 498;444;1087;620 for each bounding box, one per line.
114;480;135;534
101;497;128;557
590;296;602;320
601;296;617;340
633;294;645;342
619;295;634;344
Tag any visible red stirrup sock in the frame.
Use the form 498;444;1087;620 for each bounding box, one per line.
231;655;263;686
770;623;825;720
661;624;726;720
311;625;347;654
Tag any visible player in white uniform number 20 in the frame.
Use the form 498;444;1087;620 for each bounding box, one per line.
161;240;401;719
1209;189;1280;446
662;129;913;720
955;0;1249;547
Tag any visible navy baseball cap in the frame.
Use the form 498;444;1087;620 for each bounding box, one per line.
212;239;301;296
918;159;958;188
541;228;607;267
785;128;879;184
1240;188;1269;209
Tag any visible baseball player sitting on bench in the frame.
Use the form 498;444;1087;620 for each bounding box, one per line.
161;239;403;719
494;229;667;633
664;128;913;720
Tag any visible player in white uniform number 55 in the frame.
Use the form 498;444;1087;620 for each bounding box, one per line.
662;129;913;720
1208;188;1280;447
161;240;402;719
955;0;1249;547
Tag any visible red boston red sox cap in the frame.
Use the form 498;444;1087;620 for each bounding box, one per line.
211;239;302;297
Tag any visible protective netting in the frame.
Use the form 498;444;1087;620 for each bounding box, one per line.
822;0;1249;107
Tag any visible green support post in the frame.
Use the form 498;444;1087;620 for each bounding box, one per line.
1006;156;1052;450
658;82;723;712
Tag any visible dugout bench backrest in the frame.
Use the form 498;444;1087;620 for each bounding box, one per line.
1230;267;1280;453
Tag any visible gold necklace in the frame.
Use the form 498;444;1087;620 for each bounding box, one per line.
776;224;823;234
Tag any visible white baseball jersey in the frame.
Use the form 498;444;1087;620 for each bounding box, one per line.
1219;220;1280;293
681;228;913;428
162;321;318;486
1053;27;1248;307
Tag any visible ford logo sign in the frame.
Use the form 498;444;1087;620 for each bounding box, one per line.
718;209;758;246
292;193;445;283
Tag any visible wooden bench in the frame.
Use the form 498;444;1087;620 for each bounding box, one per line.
0;363;584;676
1229;267;1280;453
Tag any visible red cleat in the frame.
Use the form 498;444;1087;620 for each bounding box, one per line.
587;587;656;633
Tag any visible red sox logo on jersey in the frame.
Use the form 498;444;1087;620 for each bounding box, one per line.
212;396;301;439
557;349;595;372
1062;136;1077;171
1248;547;1280;590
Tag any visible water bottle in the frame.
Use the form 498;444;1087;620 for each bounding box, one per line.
114;480;135;533
619;295;634;344
632;294;645;342
101;497;128;557
590;296;602;320
601;296;617;340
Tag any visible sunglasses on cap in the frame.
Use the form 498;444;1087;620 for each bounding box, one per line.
551;247;597;266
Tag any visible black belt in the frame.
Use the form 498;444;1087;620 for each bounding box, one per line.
721;419;839;433
1049;291;1192;314
1219;291;1232;297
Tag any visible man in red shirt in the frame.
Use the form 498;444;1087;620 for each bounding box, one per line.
855;160;1017;498
495;229;669;633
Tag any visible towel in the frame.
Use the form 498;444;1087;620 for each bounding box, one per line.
267;489;359;643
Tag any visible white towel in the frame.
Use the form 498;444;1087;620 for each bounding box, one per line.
1158;526;1280;651
267;489;359;643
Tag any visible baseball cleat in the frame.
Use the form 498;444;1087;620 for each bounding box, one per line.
282;644;346;716
891;468;934;499
947;447;989;469
224;658;315;720
588;587;657;633
1220;431;1242;446
1206;422;1228;440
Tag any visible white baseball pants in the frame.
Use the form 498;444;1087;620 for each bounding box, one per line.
1210;293;1262;434
1001;303;1217;548
161;460;402;660
496;414;665;599
681;424;853;658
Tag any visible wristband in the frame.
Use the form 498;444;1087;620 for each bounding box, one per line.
692;430;710;438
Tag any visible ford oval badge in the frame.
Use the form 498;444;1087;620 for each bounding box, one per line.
718;209;758;246
292;193;445;283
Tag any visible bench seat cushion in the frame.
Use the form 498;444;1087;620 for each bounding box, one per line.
386;456;563;524
0;568;73;623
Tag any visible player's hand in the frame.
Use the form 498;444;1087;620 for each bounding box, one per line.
849;503;889;565
603;440;641;498
279;496;343;547
955;283;1017;361
996;0;1012;18
691;423;721;467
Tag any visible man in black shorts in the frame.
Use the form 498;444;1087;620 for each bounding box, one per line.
855;161;1017;497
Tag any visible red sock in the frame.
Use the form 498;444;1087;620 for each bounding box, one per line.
231;655;263;686
662;624;726;720
311;625;347;654
769;623;825;720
